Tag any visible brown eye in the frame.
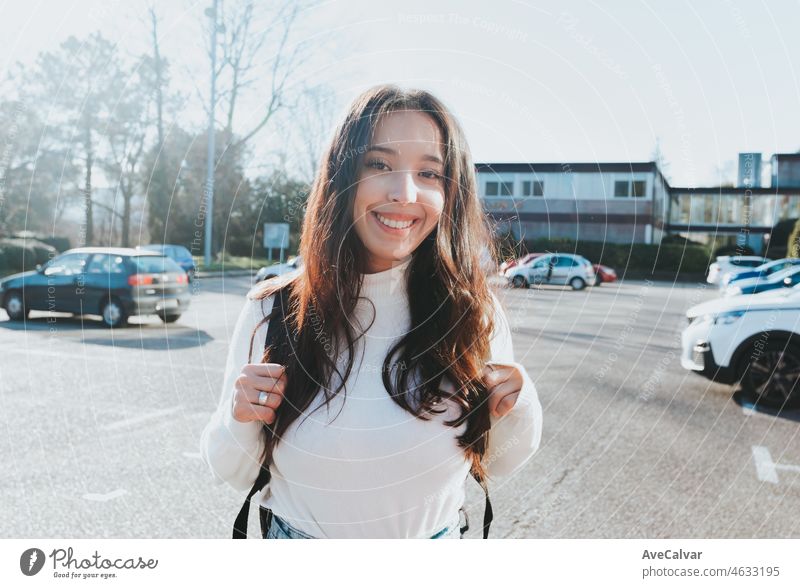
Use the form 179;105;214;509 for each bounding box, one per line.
420;170;442;180
366;159;389;171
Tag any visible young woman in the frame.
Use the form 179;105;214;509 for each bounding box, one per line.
200;85;543;539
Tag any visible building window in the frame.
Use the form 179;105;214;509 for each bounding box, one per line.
521;180;544;197
614;180;647;198
614;181;629;197
485;180;513;197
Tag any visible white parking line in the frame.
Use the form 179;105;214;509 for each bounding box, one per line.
752;445;800;484
101;407;183;432
83;489;128;502
0;346;225;373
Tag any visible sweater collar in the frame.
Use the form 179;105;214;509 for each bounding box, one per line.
359;255;412;304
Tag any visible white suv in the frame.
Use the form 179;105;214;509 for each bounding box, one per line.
681;286;800;409
707;255;769;286
506;253;596;290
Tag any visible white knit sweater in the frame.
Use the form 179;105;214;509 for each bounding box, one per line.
199;257;543;538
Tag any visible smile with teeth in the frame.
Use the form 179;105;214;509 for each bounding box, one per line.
373;212;417;230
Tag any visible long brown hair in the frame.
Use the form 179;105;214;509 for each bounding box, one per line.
247;84;499;484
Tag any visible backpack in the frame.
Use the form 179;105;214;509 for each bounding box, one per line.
233;284;493;539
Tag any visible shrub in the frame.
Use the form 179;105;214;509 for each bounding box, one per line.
516;237;711;275
0;237;58;274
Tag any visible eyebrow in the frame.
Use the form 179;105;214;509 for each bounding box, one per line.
365;145;444;166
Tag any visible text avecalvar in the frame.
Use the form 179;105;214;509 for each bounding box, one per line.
642;549;702;560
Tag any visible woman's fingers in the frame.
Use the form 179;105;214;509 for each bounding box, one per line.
489;381;521;417
482;363;523;417
231;363;288;423
233;402;277;424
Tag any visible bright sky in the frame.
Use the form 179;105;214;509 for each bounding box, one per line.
2;0;799;188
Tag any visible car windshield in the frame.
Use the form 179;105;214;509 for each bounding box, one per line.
132;255;183;273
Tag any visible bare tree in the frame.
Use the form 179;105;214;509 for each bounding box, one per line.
288;83;339;183
203;0;314;151
101;58;154;247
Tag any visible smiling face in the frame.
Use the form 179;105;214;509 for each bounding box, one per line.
351;109;446;273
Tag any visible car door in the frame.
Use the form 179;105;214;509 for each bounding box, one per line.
43;252;91;313
549;256;572;285
527;256;551;283
83;253;128;315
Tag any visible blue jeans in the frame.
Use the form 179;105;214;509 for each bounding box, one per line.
261;507;463;539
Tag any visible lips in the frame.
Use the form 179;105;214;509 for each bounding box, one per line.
370;211;420;233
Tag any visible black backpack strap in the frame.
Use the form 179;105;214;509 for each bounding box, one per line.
459;471;492;539
232;285;290;539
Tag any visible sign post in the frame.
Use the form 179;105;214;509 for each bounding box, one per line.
263;223;290;265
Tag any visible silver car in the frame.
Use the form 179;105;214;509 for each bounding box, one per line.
254;255;303;283
506;253;596;290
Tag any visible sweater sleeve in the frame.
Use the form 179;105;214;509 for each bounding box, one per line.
482;290;544;480
198;291;274;492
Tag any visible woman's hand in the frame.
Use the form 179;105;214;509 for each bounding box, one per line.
231;363;287;424
481;362;524;418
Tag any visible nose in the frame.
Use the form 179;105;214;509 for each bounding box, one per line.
388;170;417;204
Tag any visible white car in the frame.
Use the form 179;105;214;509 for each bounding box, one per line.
506;253;596;290
681;286;800;409
720;258;800;290
724;265;800;297
254;255;303;283
707;255;769;286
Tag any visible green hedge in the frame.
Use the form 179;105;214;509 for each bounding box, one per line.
514;238;712;276
0;238;58;274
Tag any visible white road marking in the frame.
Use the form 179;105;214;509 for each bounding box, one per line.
101;407;183;432
0;345;225;372
83;489;128;502
751;445;800;484
752;446;779;484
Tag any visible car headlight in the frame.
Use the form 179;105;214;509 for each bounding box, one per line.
712;310;745;325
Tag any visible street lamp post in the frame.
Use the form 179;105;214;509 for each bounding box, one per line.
203;0;218;268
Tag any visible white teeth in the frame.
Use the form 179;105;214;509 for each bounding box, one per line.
375;213;414;229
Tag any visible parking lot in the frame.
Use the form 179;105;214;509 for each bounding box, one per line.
0;276;797;538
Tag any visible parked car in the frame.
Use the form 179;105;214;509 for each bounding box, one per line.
707;255;769;285
0;247;190;328
722;258;800;290
499;252;545;276
506;253;596;290
681;286;800;409
254;255;303;284
592;264;617;284
725;265;800;296
137;244;196;281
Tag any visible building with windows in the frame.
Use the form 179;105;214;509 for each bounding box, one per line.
476;162;669;245
477;153;800;253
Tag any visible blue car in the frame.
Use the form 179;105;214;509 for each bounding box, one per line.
137;244;196;281
724;258;800;288
0;247;190;327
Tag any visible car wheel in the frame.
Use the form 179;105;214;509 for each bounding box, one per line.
100;297;128;329
3;290;29;321
739;340;800;410
570;277;586;290
511;275;528;289
158;312;181;324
